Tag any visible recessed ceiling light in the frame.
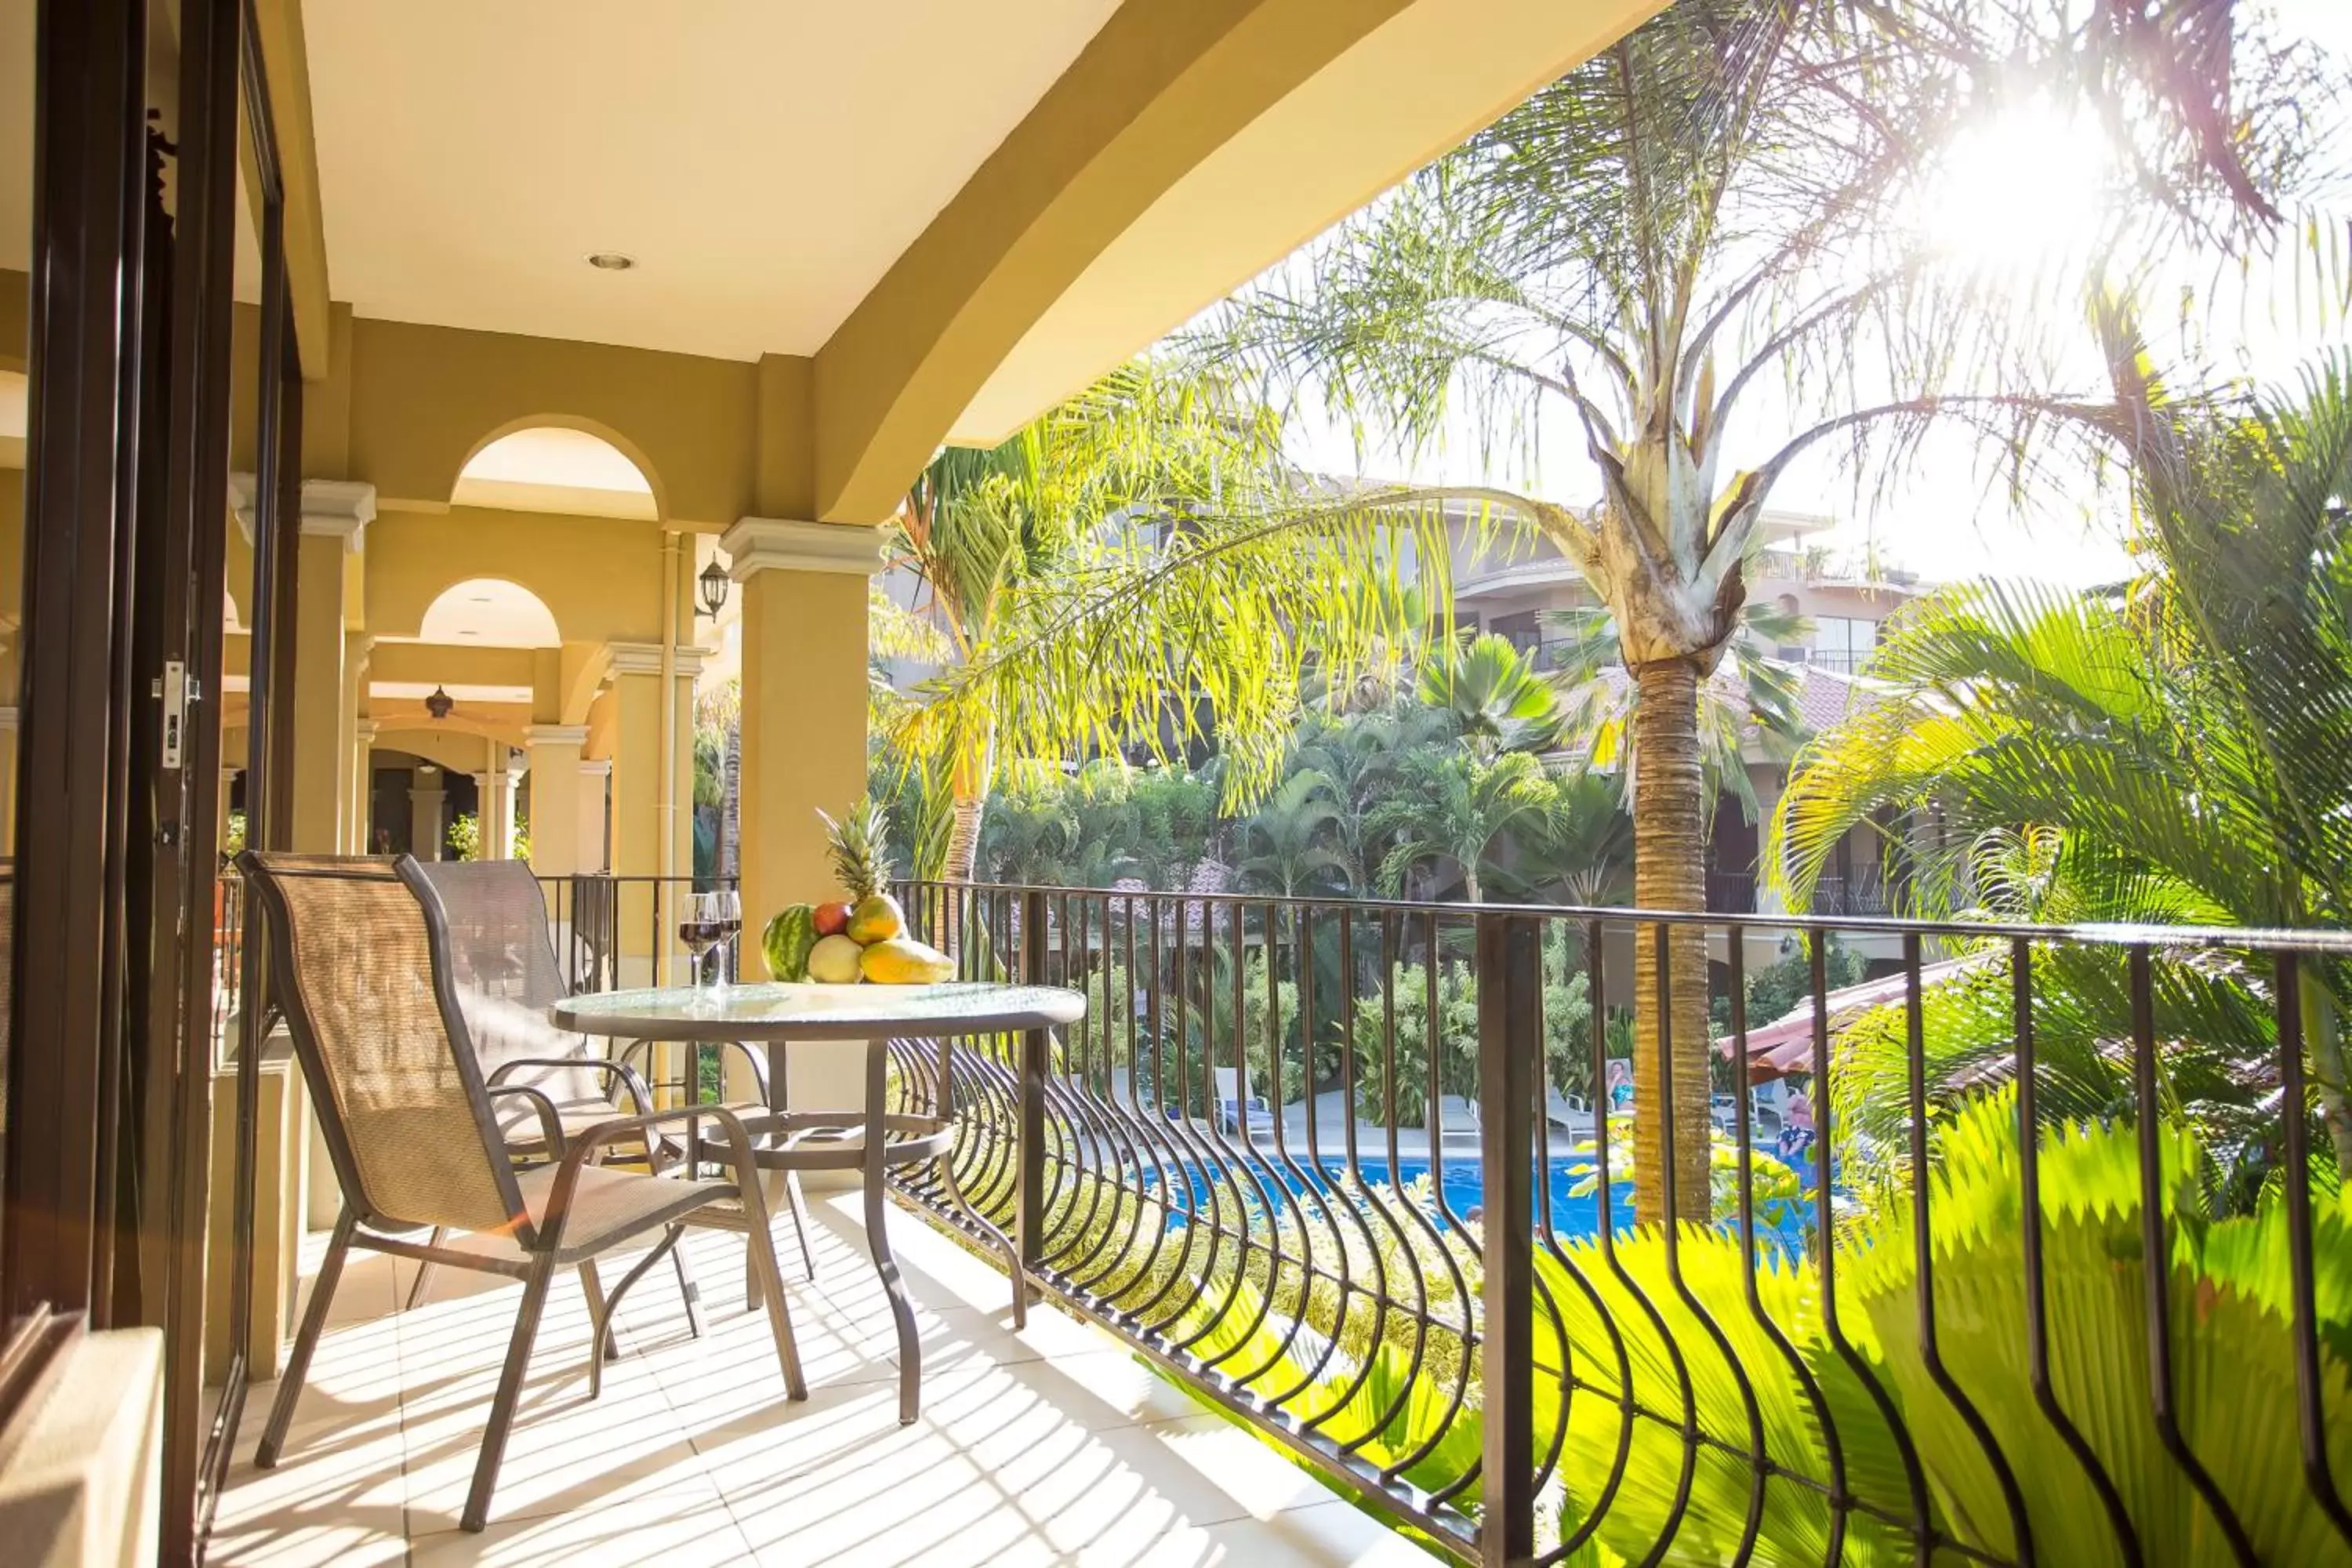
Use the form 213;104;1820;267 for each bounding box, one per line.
586;251;637;272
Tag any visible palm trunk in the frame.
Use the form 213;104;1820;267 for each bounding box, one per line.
1462;863;1483;904
1631;658;1713;1227
941;789;985;958
2301;975;2352;1175
720;717;741;877
939;713;994;956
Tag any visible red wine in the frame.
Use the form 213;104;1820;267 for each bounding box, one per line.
678;920;728;948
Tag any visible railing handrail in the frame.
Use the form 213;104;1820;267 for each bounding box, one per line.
900;874;2352;954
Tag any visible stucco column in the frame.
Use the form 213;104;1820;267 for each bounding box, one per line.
0;706;19;848
471;754;519;861
336;633;372;851
408;766;445;861
722;517;884;1116
350;718;378;852
608;642;702;983
238;478;372;851
525;724;587;877
578;758;612;873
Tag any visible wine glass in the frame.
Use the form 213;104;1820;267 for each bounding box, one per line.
681;888;742;989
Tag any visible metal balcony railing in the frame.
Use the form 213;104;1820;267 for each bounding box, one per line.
878;877;2352;1566
1811;873;1892;916
533;871;739;995
1704;869;1757;913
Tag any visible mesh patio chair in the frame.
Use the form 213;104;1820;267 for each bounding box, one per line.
409;858;817;1316
239;851;808;1533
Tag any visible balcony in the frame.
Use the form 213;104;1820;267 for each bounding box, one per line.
211;879;2342;1565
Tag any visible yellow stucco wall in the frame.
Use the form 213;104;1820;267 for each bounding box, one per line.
344;319;766;529
364;506;677;645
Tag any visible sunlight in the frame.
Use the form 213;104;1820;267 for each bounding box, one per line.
1915;98;2115;283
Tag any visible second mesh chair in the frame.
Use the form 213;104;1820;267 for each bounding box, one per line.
240;851;808;1533
410;858;815;1317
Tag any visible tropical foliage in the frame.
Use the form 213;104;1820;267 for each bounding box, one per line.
1177;0;2330;1230
1542;1094;2352;1566
1773;334;2352;1178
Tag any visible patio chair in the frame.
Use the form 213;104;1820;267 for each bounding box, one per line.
1544;1087;1595;1134
1212;1067;1276;1138
238;851;808;1534
412;858;817;1317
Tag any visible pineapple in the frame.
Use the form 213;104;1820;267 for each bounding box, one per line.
820;800;906;945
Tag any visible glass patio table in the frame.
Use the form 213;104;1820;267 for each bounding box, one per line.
550;981;1084;1422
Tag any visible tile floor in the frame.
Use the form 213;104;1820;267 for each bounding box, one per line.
209;1188;1446;1566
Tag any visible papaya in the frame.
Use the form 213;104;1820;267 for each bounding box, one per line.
762;903;818;982
858;936;954;985
807;934;866;984
847;892;906;945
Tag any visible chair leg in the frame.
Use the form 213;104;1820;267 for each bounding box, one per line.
405;1225;446;1311
463;1253;557;1534
256;1209;355;1468
669;1232;706;1338
576;1261;619;1377
781;1170;818;1283
741;1196;808;1401
743;1171;814;1311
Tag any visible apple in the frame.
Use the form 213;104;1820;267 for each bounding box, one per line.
813;900;852;937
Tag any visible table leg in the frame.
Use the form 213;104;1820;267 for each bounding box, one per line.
864;1037;920;1425
934;1033;1027;1328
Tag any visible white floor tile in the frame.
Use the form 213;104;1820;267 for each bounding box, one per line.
219;1205;1428;1568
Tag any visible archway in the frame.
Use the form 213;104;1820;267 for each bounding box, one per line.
452;419;662;521
416;577;562;648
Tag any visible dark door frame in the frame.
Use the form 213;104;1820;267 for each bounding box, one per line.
0;2;306;1563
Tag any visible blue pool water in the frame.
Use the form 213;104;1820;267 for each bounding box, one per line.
1134;1149;1814;1254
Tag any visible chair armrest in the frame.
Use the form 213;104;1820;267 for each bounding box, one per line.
485;1083;567;1159
534;1105;774;1251
490;1056;657;1118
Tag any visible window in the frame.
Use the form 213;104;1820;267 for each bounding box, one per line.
1812;615;1878;673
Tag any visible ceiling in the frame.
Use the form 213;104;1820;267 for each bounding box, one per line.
301;0;1121;361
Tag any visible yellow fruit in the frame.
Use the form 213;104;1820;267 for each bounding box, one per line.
847;892;906;945
858;937;954;985
806;934;866;984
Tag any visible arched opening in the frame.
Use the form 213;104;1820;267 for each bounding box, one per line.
416;577;562;648
452;424;658;521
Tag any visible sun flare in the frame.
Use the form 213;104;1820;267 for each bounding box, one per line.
1916;98;2115;281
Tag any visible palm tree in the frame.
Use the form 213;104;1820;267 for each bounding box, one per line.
880;361;1287;888
1238;771;1352;896
1418;632;1562;759
1200;0;2310;1221
1544;600;1809;829
1369;750;1566;904
1772;324;2352;1173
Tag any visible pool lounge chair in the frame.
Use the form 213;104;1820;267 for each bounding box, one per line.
1212;1067;1276;1138
1544;1088;1595;1134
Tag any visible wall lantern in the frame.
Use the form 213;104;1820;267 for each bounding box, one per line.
698;557;731;618
424;685;455;721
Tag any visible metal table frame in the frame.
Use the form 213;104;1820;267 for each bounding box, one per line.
551;982;1084;1423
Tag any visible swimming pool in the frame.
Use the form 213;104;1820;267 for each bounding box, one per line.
1131;1148;1814;1254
